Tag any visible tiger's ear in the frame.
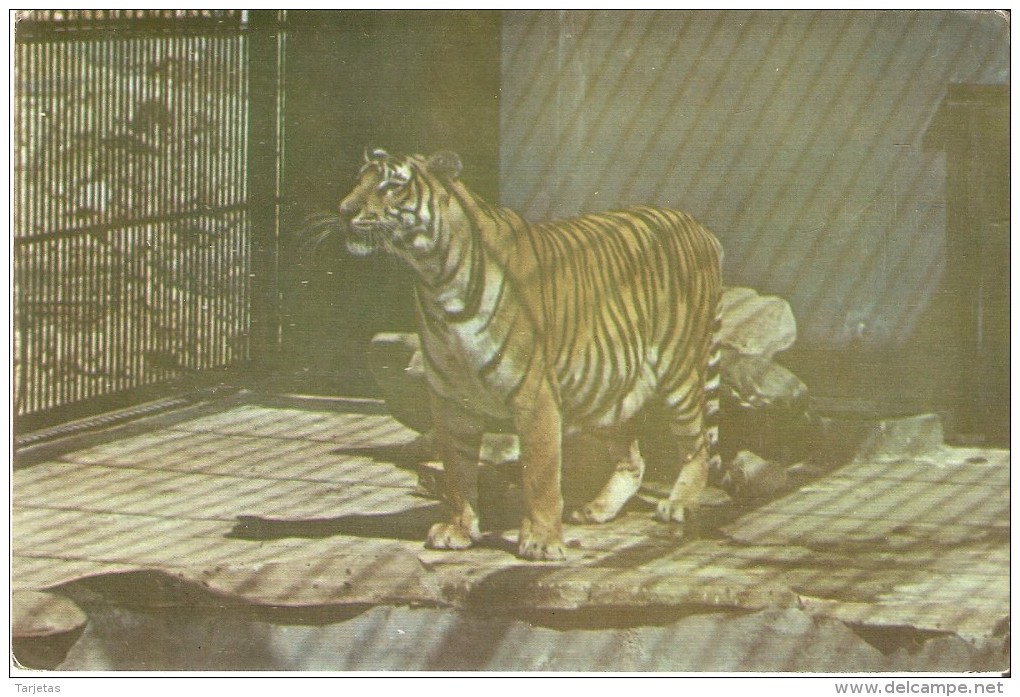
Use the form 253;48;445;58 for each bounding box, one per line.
364;147;389;163
426;151;462;181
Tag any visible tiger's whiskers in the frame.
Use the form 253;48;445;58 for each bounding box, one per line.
295;212;344;257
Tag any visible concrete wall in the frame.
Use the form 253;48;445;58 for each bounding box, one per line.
499;10;1008;351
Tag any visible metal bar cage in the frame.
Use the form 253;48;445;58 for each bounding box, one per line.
13;10;259;420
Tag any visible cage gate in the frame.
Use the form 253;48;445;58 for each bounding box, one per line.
13;10;286;432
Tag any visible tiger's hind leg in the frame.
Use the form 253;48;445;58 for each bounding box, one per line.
657;306;722;527
656;439;708;525
656;370;713;526
570;439;645;524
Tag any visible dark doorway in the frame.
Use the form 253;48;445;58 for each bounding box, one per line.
924;84;1009;446
275;10;502;396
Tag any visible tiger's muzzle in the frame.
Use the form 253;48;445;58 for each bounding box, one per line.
346;219;383;257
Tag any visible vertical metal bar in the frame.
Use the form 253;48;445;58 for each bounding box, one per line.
29;38;38;240
101;36;115;394
118;35;128;394
22;249;32;413
121;38;135;391
69;44;83;406
74;235;83;404
123;37;136;387
37;41;49;428
231;35;240;366
163;34;174;375
184;32;195;373
189;33;202;372
112;229;121;397
46;38;57;410
227;27;240;365
26;41;36;413
156;36;166;219
30;40;43;413
14;42;26;238
102;36;117;396
81;41;92;403
67;235;74;406
210;31;220;370
40;38;49;211
43;232;53;412
149;35;161;376
62;42;74;408
138;35;152;384
39;38;52;412
177;34;189;375
226;30;236;370
121;38;132;386
200;34;213;371
79;37;88;206
211;34;222;369
63;236;72;408
14;39;23;237
240;30;249;367
178;34;190;374
13;41;23;238
14;42;26;412
13;245;25;414
143;37;156;386
217;34;230;367
40;40;50;240
233;33;246;366
141;38;154;386
33;36;41;238
61;40;71;407
56;233;64;410
148;38;160;382
160;34;173;380
82;231;92;402
42;236;51;414
200;26;212;367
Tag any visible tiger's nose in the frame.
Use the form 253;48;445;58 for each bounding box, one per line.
338;198;357;219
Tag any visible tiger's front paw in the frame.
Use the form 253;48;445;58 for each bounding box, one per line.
426;521;480;551
517;519;566;561
570;502;614;525
655;501;699;538
656;498;685;523
657;498;698;523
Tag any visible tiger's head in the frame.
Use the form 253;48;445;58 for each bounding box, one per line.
338;148;463;259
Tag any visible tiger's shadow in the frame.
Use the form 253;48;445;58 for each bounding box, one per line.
227;506;442;543
228;440;526;545
331;439;434;473
228;507;521;555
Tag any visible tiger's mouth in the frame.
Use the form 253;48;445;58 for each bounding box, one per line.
347;218;421;257
346;223;380;256
346;218;396;257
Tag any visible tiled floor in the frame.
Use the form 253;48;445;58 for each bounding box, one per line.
11;397;1011;666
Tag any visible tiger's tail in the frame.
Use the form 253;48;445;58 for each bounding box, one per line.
705;307;723;481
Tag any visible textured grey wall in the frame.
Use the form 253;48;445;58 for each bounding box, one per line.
499;10;1008;351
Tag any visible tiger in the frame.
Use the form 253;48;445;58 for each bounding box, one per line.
338;148;722;561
